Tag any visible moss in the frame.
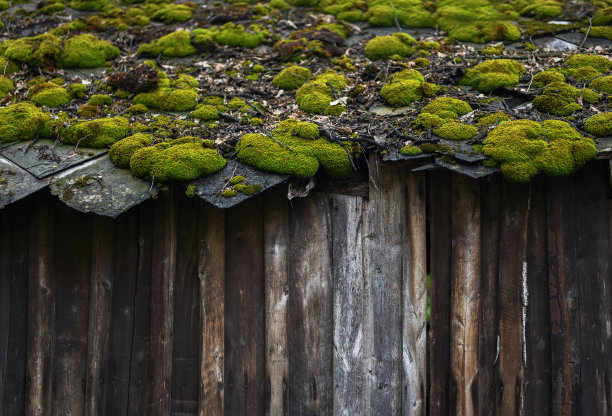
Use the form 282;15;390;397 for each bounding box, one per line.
63;117;130;148
422;97;472;118
133;88;198;111
191;104;219;121
69;0;107;11
233;183;262;195
138;30;196;58
324;104;347;116
532;69;565;87
593;7;612;26
532;82;599;116
87;94;112;106
272;66;313;89
228;97;246;109
151;3;194;23
58;34;119;69
174;74;199;89
230;175;245;184
77;104;101;118
185;185;196;197
363;0;433;28
590;75;612;94
419;142;441;153
295;71;347;114
109;133;154;168
400;145;423;155
434;122;478;140
4;33;62;67
0;102;54;143
380;69;438;107
0;76;13;100
130;138;226;182
413;113;444;129
28;83;70;107
482;44;503;55
275;118;320;139
287;0;317;6
563;54;612;80
520;0;562;18
222;189;238;197
364;33;415;61
460;59;526;93
414;57;430;68
476;112;510;126
584;112;612;137
482;119;597;183
68;83;88;99
213;23;268;48
203;96;224;106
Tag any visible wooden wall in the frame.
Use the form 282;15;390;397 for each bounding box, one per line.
0;159;610;415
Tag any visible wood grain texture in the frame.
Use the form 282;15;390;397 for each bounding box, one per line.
25;194;55;416
428;170;452;416
0;204;11;414
331;194;365;416
225;196;265;415
198;203;225;416
288;193;333;416
362;156;404;415
449;174;480;415
402;172;427;416
264;186;289;416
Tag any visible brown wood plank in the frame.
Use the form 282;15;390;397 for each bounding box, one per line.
264;186;289;416
287;193;333;416
362;156;404;414
171;197;201;415
402;172;427;415
331;194;365;415
478;175;501;416
224;196;265;415
104;208;140;416
497;183;530;416
0;203;13;412
198;203;225;416
428;170;452;416
149;192;177;415
85;215;115;415
449;174;480;415
25;193;55;415
524;177;551;415
52;205;92;416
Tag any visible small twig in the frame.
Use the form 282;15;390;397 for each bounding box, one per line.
221;164;239;190
149;175;155;193
579;16;592;49
389;2;402;32
245;99;266;116
315;123;357;171
265;132;294;151
73;135;91;153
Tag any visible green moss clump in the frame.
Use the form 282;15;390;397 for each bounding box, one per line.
275;118;320;139
228;97;246;109
88;94;112;106
590;75;612;94
151;4;194;23
413;113;444;129
28;83;70;107
222;189;238;197
295;71;347;114
414;57;430;68
532;82;600;116
482;44;503;55
482;119;597;183
380;69;438;107
460;59;526;93
287;0;317;7
0;102;54;143
476;112;510;126
593;7;612;26
185;185;196;197
364;33;415;61
129;138;226;182
563;54;612;81
0;76;13;100
362;0;433;28
233;183;262;195
63;117;130;148
272;66;313;89
77;104;100;118
230;175;245;184
109;133;154;168
174;74;199;89
520;0;562;18
60;34;119;68
584;113;612;137
212;23;268;48
69;0;107;11
400;145;423;155
138;30;196;58
68;83;88;99
434;122;478;140
203;96;224;106
191;104;219;121
126;104;148;114
422;97;472;119
133;88;198;111
4;34;62;67
532;69;565;87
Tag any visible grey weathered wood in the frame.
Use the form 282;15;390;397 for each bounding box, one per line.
402;172;427;416
0;204;12;413
198;203;225;416
288;193;334;415
449;174;481;415
85;216;115;416
362;156;404;415
331;194;365;416
264;187;289;416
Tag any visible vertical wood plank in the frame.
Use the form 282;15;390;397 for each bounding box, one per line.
428;170;452;416
149;193;177;415
362;156;404;415
52;206;92;416
478;175;501;416
225;196;265;415
264;187;289;416
402;172;427;415
171;197;200;415
198;203;225;416
104;208;140;416
0;204;13;412
26;193;55;415
287;193;333;416
85;216;115;415
449;174;480;415
497;183;530;416
331;194;365;416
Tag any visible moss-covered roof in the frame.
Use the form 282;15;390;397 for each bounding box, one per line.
0;0;612;215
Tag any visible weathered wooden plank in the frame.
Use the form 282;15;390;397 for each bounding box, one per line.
52;205;92;416
362;156;404;415
497;183;530;416
104;208;140;416
171;197;201;415
25;193;55;415
402;172;427;416
331;194;365;416
288;193;333;416
524;177;551;415
449;173;480;415
574;162;612;416
198;203;225;416
85;215;115;415
548;176;580;416
428;170;452;416
264;186;289;416
149;192;177;415
225;196;265;415
0;203;13;412
478;175;501;416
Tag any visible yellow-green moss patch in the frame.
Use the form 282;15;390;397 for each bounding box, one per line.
0;102;54;143
295;71;347;114
532;82;600;116
380;69;438;107
460;59;526;93
272;66;313;89
364;33;415;61
133;88;198;111
584;112;612;137
63;117;130;147
109;133;155;168
28;83;70;107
